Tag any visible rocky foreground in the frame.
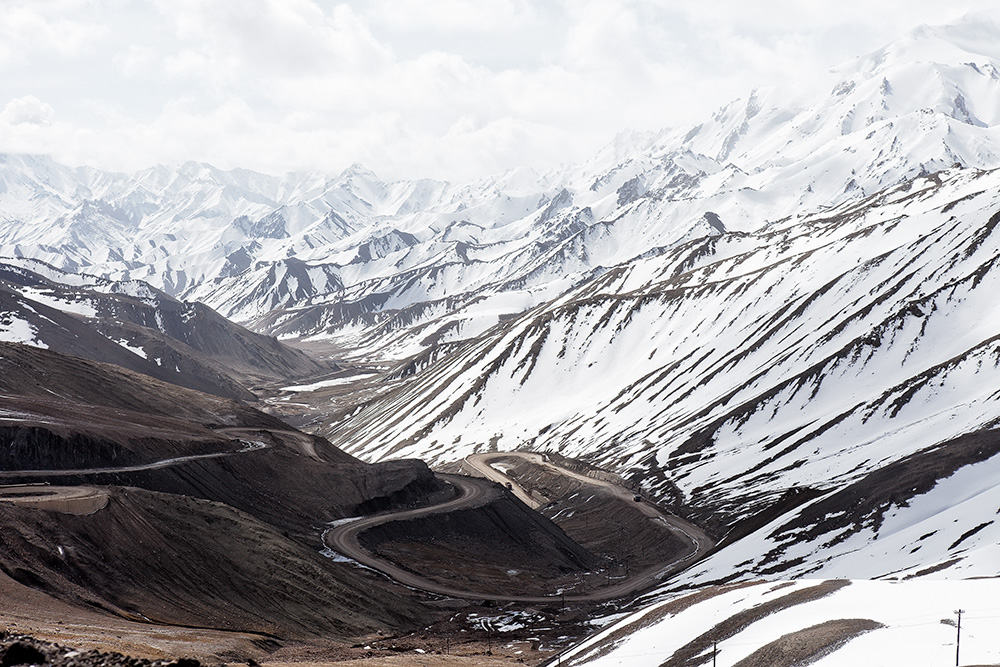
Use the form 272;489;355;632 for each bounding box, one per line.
0;634;204;667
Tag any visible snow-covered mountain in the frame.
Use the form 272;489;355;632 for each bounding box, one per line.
2;18;1000;588
4;20;1000;365
560;578;1000;666
321;164;1000;577
3;16;1000;665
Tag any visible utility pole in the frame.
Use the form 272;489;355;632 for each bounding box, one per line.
712;640;717;667
954;609;964;667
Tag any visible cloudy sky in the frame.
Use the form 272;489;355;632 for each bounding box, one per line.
1;0;998;181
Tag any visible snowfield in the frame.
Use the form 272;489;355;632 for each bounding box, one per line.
561;578;1000;667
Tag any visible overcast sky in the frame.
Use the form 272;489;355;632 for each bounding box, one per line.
1;1;998;181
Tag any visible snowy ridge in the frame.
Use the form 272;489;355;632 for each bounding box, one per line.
323;166;1000;580
4;21;1000;364
2;16;1000;608
2;18;1000;663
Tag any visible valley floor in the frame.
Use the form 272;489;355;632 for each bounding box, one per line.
0;448;696;667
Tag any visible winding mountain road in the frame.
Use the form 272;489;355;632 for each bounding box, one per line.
0;428;272;479
324;453;714;603
468;452;713;565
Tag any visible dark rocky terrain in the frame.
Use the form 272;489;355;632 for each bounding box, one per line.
0;633;204;667
0;344;443;640
0;487;430;639
0;341;619;663
477;454;693;575
0;260;330;401
359;493;603;595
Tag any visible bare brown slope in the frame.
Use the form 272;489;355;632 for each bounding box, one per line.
0;487;431;640
0;285;260;400
0;342;285;471
0;342;284;429
0;342;441;541
357;492;603;596
0;262;331;399
69;443;442;546
731;619;883;667
0;343;446;640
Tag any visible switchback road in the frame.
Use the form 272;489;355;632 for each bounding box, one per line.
324;453;714;603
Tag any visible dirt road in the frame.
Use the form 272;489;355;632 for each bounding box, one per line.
0;430;271;479
0;485;109;514
325;454;714;603
468;452;714;590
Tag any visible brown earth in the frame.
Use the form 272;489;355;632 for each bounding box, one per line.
0;342;287;434
0;486;109;514
0;265;332;401
465;454;694;575
658;580;852;667
0;395;241;472
0;345;446;647
0;572;270;661
730;618;883;667
0;343;444;540
0;632;208;667
0;486;433;640
0;343;609;664
358;492;603;597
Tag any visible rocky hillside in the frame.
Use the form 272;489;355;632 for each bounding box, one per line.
0;342;614;643
3;15;1000;665
0;258;328;399
0;487;431;639
325;165;1000;581
0;342;444;637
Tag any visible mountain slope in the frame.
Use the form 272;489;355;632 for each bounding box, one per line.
322;165;1000;580
558;578;1000;666
0;258;328;399
0;486;432;639
0;341;444;638
4;20;1000;366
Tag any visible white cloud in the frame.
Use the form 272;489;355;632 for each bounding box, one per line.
366;0;538;34
1;1;1000;180
154;0;391;80
0;1;108;64
2;96;55;125
112;44;157;78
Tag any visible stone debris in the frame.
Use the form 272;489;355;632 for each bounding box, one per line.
0;634;203;667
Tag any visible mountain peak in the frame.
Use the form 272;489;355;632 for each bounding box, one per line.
819;16;1000;131
845;15;1000;80
337;162;380;183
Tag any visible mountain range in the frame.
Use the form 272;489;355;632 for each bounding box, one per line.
3;16;1000;667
